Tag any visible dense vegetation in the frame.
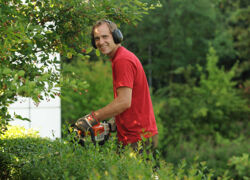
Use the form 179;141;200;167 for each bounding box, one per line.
0;126;227;179
1;0;249;179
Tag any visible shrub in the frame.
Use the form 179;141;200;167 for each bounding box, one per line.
164;133;250;179
228;153;250;180
0;125;216;180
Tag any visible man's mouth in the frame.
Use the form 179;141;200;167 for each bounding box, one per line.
100;46;107;51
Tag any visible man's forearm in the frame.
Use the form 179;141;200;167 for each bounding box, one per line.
93;87;132;121
94;96;130;121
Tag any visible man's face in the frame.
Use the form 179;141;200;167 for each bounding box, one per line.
93;23;118;57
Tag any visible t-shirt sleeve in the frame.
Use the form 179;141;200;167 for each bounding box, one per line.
113;59;136;89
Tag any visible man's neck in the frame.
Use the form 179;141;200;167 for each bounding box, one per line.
108;44;121;59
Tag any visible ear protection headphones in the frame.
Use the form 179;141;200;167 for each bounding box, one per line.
91;20;123;49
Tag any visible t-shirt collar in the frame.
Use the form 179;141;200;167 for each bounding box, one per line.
111;46;123;62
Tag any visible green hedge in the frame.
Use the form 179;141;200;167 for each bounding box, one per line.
0;125;217;180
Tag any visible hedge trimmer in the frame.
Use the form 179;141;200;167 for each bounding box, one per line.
69;121;113;147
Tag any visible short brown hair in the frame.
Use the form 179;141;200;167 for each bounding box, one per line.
91;19;118;37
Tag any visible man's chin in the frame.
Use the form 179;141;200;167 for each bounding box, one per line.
100;49;110;55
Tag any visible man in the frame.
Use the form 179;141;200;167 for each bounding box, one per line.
75;20;158;153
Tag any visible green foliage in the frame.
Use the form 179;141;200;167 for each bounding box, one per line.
164;133;250;179
122;0;250;90
193;47;249;137
156;47;249;151
228;153;250;179
123;0;234;89
211;0;250;84
149;43;250;179
61;59;113;125
0;125;215;179
217;0;250;61
0;0;60;129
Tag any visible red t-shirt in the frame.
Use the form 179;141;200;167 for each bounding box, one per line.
111;46;158;145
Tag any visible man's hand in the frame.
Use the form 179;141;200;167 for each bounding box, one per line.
75;112;99;132
107;117;116;132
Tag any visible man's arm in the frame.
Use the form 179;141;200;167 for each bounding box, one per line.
94;86;132;121
74;87;132;132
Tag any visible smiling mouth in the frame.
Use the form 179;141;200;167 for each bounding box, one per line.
100;46;107;51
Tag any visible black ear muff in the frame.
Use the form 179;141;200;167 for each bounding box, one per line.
91;35;97;49
112;29;123;44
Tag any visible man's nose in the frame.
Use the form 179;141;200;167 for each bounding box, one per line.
99;37;105;45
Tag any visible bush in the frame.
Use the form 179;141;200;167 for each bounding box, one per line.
164;133;250;179
228;153;250;180
0;125;216;180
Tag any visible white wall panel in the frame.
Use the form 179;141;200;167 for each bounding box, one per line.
31;106;61;139
8;108;30;130
9;96;61;139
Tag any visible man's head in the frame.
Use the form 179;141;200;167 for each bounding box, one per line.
91;20;123;58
